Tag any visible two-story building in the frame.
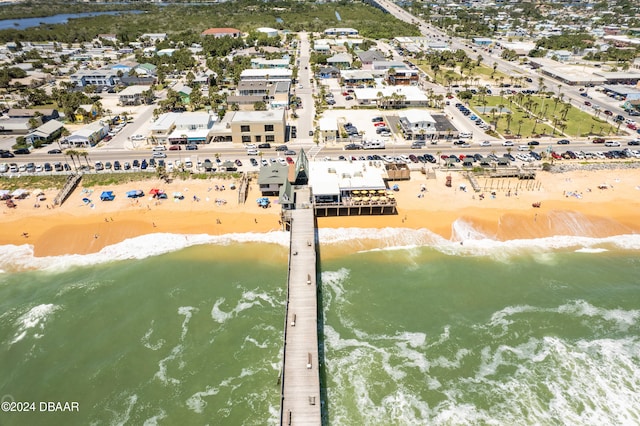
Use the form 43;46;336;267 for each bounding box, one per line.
167;112;217;145
228;110;286;145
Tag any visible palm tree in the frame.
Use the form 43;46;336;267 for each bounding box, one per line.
65;149;79;171
516;119;524;137
78;150;90;166
505;112;513;134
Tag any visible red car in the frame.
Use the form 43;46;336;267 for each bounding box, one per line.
584;101;591;106
286;156;294;164
551;151;562;160
342;91;349;96
374;122;387;127
169;145;182;150
592;138;605;144
627;123;638;130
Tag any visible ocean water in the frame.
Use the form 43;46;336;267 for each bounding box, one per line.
0;227;639;425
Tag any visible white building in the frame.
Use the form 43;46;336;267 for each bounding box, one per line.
308;160;387;203
240;68;293;82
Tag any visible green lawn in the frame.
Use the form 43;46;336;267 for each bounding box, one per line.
467;94;625;138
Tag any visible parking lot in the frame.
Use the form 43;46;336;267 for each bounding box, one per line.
319;109;402;145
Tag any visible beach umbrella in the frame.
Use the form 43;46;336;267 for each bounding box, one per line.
149;188;160;195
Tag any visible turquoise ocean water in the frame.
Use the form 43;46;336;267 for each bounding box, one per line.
0;227;639;425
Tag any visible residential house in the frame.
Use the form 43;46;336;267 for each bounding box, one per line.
63;120;110;148
7;108;59;122
356;50;386;70
228;80;290;109
75;104;100;122
239;68;293;82
387;68;419;86
326;53;353;70
0;117;34;135
175;85;193;104
258;163;289;195
118;85;149;106
317;66;340;79
70;69;120;87
341;70;374;86
24;119;65;147
140;33;167;43
157;49;176;57
251;58;290;69
135;63;157;77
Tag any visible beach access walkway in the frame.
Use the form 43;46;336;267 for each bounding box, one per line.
280;186;322;425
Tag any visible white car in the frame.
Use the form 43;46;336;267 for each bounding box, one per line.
480;141;492;147
503;141;514;146
152;145;166;151
130;134;145;141
604;141;621;147
152;152;167;158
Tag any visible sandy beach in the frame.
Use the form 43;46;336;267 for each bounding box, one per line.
1;167;640;257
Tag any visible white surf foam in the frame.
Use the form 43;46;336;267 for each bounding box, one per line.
110;393;138;426
142;409;167;426
2;226;639;273
153;306;197;386
210;290;278;324
141;321;165;351
0;231;289;272
10;303;59;345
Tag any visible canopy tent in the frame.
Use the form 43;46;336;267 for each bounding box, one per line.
100;191;115;201
126;190;144;198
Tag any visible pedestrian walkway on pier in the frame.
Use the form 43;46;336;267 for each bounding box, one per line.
280;186;321;425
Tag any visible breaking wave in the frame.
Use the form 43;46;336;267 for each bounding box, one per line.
1;225;639;273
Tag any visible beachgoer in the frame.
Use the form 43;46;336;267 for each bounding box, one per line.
22;232;28;238
94;234;99;239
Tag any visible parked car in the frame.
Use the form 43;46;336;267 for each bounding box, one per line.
344;143;363;150
258;143;271;149
186;144;198;150
275;145;288;151
169;145;181;150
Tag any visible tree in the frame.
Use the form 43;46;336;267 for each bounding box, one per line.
65;149;79;171
253;101;267;111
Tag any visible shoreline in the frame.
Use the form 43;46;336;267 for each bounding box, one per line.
1;168;640;258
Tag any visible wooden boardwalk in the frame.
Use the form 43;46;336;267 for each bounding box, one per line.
280;187;322;425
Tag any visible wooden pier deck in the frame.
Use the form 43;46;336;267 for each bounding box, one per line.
280;187;321;425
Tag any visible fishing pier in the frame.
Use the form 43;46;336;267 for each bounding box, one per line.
280;186;322;425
